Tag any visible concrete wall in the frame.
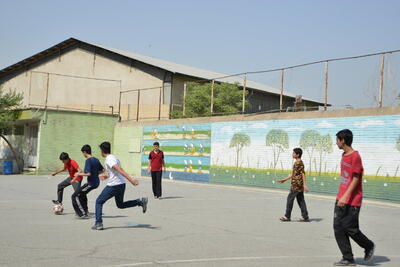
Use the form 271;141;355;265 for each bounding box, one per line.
37;110;118;173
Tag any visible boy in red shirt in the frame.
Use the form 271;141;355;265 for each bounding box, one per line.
333;129;374;266
51;152;83;205
148;142;165;199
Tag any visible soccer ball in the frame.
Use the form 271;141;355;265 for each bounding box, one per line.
53;204;63;215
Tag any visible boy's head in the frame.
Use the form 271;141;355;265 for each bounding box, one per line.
153;142;160;151
59;152;70;164
336;129;353;149
81;144;92;158
99;141;111;157
292;148;302;159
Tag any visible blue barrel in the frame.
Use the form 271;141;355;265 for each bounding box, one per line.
3;160;13;175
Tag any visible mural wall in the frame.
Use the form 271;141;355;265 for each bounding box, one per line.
211;115;400;202
142;123;211;183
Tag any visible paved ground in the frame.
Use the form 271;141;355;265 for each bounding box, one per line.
0;175;399;267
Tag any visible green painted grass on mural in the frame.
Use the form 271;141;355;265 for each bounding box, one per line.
143;146;211;153
141;162;210;171
210;166;400;203
144;130;211;136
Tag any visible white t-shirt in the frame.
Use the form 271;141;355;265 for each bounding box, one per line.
105;154;125;186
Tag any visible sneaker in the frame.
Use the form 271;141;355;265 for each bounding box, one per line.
91;223;103;230
154;196;158;199
364;242;375;263
333;259;356;266
52;200;60;204
76;214;90;220
141;197;148;213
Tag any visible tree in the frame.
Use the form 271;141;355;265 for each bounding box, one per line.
299;130;320;173
397;135;400;152
316;134;333;175
229;133;251;169
266;129;289;169
0;87;23;172
171;82;250;118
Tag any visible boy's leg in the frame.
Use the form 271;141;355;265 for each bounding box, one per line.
57;177;72;203
156;171;162;198
95;186;116;225
71;186;85;217
284;189;297;219
114;184;143;208
79;184;97;215
71;180;82;192
334;203;354;261
343;206;374;250
151;171;157;197
296;191;309;219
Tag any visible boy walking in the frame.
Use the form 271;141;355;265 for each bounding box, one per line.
51;152;82;205
333;129;374;266
71;145;104;219
148;142;165;199
92;142;148;230
278;148;309;222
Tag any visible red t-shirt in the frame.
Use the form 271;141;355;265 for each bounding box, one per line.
336;151;363;206
149;150;164;171
64;159;83;181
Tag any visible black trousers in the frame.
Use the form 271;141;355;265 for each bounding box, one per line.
151;171;162;197
71;183;98;216
57;177;81;203
285;188;309;219
333;202;374;261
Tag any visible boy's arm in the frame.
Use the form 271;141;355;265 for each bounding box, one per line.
302;173;309;192
148;153;152;172
52;167;65;176
337;175;360;206
112;164;138;186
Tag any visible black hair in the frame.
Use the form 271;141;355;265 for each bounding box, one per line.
293;148;303;158
81;144;92;154
59;152;70;161
336;129;353;146
99;141;111;154
153;142;160;146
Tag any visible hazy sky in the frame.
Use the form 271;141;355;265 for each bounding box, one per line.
1;0;399;107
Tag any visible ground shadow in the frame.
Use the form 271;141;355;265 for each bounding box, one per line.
102;215;128;218
308;218;323;222
159;196;184;200
104;223;160;230
355;255;390;266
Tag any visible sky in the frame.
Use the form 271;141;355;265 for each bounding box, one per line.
1;0;400;107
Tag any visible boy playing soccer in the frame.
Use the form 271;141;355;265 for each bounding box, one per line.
333;129;374;266
92;142;148;230
278;148;309;222
148;142;165;199
51;152;82;205
71;145;104;219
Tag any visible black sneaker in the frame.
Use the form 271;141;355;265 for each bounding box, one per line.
333;259;356;266
141;197;148;213
52;200;60;204
364;242;375;263
75;214;90;220
91;223;103;230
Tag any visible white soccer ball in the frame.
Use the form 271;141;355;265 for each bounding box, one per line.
53;204;63;215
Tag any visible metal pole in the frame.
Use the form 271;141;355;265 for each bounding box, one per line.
211;79;215;115
324;61;329;111
242;73;247;114
117;81;122;122
136;90;141;121
183;83;187;116
158;86;162;120
379;53;385;108
45;73;50;109
279;69;285;111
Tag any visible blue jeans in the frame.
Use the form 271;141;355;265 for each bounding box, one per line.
95;183;142;224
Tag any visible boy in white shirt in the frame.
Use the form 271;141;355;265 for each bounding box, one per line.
92;142;148;230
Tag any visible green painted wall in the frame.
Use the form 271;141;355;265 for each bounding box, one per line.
37;110;118;173
113;125;143;176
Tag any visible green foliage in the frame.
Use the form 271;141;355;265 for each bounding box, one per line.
397;135;400;152
300;130;333;174
0;87;23;134
266;129;289;169
230;132;251;168
171;82;250;118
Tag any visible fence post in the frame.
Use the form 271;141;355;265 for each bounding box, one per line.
211;79;215;115
242;73;247;114
324;61;329;111
118;81;122;121
158;86;162;120
280;69;285;112
136;90;140;121
183;83;187;116
379;53;385;108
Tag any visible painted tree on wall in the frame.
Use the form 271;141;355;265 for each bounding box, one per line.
266;129;289;169
397;135;400;152
299;130;320;173
229;133;251;169
316;134;333;175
